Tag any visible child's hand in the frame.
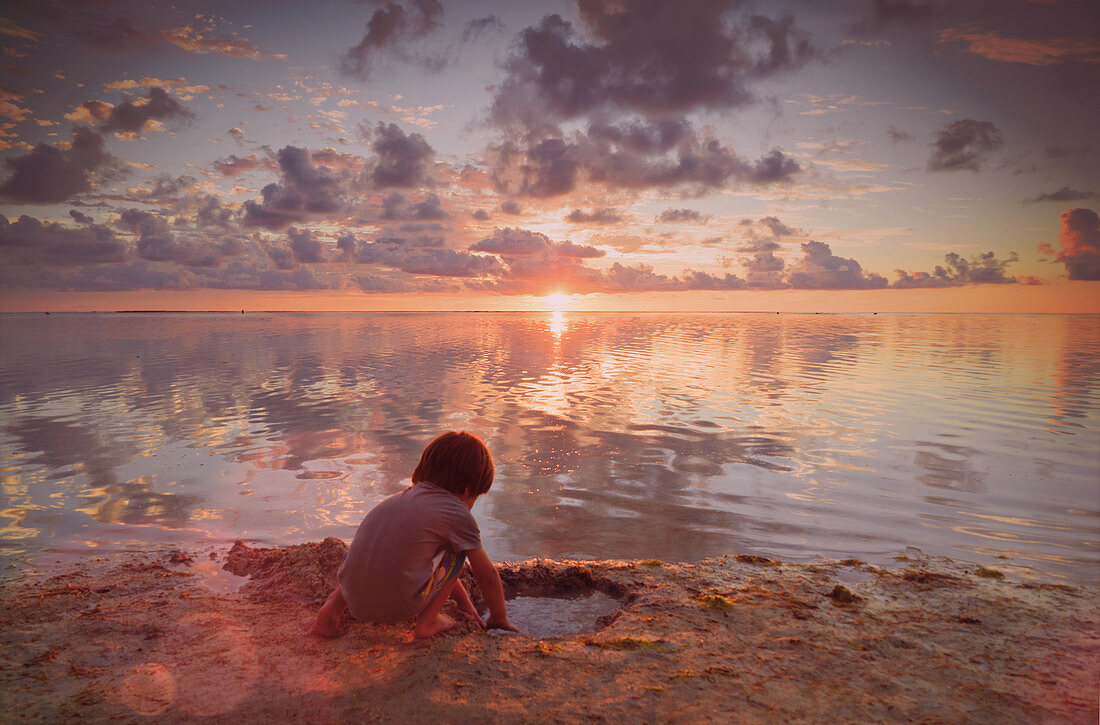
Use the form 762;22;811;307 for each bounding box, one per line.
486;616;518;633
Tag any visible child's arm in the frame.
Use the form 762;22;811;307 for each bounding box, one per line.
467;547;518;632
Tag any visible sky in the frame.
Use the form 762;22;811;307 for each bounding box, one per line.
0;0;1097;312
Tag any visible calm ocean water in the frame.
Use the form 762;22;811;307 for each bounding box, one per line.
1;312;1097;583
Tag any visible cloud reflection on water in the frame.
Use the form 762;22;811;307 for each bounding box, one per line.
1;312;1098;582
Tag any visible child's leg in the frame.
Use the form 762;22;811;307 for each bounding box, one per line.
310;585;347;638
414;576;460;638
413;550;469;638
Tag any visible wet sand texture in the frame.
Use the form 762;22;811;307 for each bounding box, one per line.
2;542;1097;723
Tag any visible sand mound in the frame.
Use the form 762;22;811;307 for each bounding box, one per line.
224;537;348;605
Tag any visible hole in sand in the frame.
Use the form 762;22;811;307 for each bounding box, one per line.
486;591;621;638
465;561;630;638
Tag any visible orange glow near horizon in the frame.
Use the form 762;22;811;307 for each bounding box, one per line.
1;282;1098;314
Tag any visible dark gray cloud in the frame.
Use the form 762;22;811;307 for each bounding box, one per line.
340;0;444;79
787;241;888;289
490;123;800;197
242;145;348;229
287;227;325;264
893;250;1021;287
1024;187;1096;204
0;213;128;266
492;1;816;128
472;209;491;221
0;127;114;204
367;122;435;188
470;227;555;256
656;208;708;224
566;208;622;224
99;87;192;135
758;216;795;237
1038;207;1100;281
339;232;500;278
500;199;522;215
380;192;447;221
927;119;1004;172
69;210;93;224
119;208;239;268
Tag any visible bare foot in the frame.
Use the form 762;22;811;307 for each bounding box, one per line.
414;612;455;639
310;609;342;638
310;588;346;638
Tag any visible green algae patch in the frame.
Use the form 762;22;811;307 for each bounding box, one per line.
975;566;1005;579
696;594;735;611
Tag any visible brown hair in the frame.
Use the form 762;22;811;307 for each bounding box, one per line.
411;431;495;498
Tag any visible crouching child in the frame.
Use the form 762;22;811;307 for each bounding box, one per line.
311;431;517;638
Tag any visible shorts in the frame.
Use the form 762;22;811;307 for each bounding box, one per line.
413;549;466;612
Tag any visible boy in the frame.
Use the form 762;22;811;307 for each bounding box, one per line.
311;431;517;638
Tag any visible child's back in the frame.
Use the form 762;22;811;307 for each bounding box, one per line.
339;481;480;623
311;431;516;638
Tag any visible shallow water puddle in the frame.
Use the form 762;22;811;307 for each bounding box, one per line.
495;591;620;638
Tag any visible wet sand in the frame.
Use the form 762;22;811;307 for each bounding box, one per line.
2;540;1097;723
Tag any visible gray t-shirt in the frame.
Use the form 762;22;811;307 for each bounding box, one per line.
337;482;482;622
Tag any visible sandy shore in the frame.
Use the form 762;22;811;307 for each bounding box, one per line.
2;539;1097;723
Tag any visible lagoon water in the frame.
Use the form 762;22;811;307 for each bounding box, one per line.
1;312;1097;584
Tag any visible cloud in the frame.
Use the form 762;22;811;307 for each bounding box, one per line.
213;153;263;177
0;18;43;42
472;209;491;221
160;23;287;60
339;0;444;80
566;208;622;224
491;2;816;128
758;216;796;237
462;15;504;42
893;250;1022;287
119;209;239;268
0;213;128;266
69;210;93;224
380;192;448;221
927;119;1004;172
786;241;888;289
489;122;801;197
887;125;913;143
339;233;500;278
287;227;325;264
0;127;115;204
500;199;522;215
64;100;114;125
656;208;709;224
470;227;555;256
242;146;348;229
367;122;435;188
99;87;192;136
1024;187;1096;204
1038;207;1100;281
938;28;1100;66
